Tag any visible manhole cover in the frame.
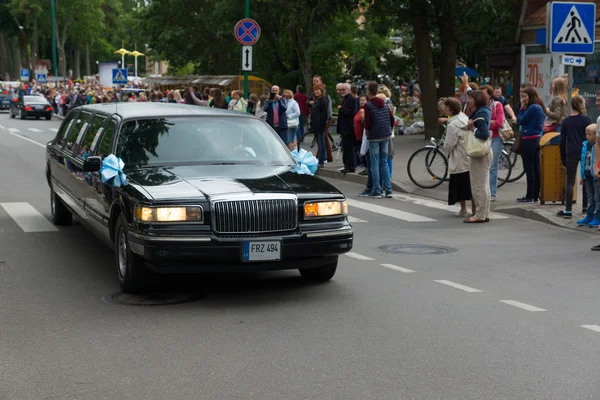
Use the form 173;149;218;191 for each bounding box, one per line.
102;291;202;306
378;244;457;255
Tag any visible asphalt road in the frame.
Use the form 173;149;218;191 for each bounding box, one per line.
1;111;600;400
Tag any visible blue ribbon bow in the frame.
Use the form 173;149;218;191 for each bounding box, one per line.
290;148;319;175
100;154;128;187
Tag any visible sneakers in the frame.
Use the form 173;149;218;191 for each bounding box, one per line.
366;192;382;199
592;244;600;251
557;210;572;219
577;216;593;226
385;192;393;198
589;219;600;227
357;191;371;197
516;197;534;204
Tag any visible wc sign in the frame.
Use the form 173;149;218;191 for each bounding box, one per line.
560;55;586;67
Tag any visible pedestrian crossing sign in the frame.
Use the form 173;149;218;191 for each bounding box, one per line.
112;68;128;84
549;2;596;54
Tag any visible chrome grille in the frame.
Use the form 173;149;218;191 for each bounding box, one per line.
212;198;298;234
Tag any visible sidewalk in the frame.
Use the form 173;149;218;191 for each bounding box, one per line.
304;133;599;234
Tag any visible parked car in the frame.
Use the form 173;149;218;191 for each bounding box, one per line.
9;94;53;120
46;103;353;293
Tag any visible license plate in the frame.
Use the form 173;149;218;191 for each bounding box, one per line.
242;241;281;262
2;101;8;105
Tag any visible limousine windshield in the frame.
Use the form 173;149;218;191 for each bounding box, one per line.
115;117;295;168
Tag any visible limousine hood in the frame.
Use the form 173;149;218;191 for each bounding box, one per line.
125;164;340;201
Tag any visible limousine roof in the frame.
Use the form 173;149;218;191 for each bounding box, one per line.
76;102;248;120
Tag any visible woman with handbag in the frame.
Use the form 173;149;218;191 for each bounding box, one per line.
481;85;505;202
283;89;301;151
557;95;591;218
442;97;475;218
544;77;568;134
464;90;492;224
517;87;546;203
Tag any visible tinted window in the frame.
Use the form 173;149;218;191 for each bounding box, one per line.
116;117;293;168
65;111;91;152
23;95;47;103
95;120;116;159
75;115;105;159
55;111;79;147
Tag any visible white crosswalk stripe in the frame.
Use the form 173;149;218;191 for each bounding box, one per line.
348;216;367;223
347;199;436;222
0;202;58;232
0;125;5;130
49;128;59;132
390;193;509;220
28;128;42;132
7;128;20;133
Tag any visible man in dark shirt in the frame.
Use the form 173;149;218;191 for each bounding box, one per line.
294;85;309;143
336;83;358;173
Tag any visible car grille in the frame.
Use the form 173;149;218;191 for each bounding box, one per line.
213;199;298;234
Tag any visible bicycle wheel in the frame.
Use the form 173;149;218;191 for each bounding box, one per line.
425;147;451;182
503;142;525;182
497;150;512;188
407;147;448;189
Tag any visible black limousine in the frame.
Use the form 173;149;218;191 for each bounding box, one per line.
46;103;353;293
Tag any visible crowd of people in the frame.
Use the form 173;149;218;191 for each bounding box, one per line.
440;73;600;248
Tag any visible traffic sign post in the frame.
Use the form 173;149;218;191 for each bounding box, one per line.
20;69;29;82
242;46;253;72
549;2;595;54
36;73;47;83
112;68;128;85
548;2;595;112
559;54;586;67
235;6;260;96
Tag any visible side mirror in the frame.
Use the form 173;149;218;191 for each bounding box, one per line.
83;156;102;172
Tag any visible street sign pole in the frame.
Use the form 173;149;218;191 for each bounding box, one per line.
51;0;58;80
244;0;250;97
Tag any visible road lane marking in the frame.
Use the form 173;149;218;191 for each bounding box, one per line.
7;128;20;132
348;216;367;223
390;193;509;220
28;128;42;132
347;199;435;222
345;252;374;261
499;300;546;312
49;128;59;132
0;125;5;130
581;325;600;333
7;131;45;148
434;280;482;293
380;263;414;273
0;202;58;232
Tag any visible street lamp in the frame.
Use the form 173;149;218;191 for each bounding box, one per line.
51;0;58;78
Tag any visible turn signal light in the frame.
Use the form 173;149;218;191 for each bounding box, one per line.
45;106;53;111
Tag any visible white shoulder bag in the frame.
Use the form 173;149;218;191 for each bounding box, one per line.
467;117;491;158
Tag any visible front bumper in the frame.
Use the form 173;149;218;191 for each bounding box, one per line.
128;227;353;274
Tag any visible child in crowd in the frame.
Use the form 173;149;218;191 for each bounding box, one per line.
577;124;600;227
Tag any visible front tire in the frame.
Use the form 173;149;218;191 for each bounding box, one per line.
299;258;338;282
115;213;153;293
50;186;72;225
46;114;52;120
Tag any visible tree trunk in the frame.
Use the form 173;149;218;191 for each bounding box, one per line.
19;32;30;72
85;42;90;76
411;0;438;140
0;33;9;78
291;25;312;90
73;47;80;80
436;0;457;98
12;36;21;80
31;21;38;75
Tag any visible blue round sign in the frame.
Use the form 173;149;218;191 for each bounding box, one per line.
234;19;261;45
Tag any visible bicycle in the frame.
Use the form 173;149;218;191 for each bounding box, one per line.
407;131;512;189
502;139;525;182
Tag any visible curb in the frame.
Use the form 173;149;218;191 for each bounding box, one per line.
489;205;600;234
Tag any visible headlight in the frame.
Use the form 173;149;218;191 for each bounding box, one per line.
134;206;204;223
304;200;348;218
